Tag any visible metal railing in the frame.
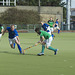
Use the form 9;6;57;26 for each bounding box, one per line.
0;0;16;6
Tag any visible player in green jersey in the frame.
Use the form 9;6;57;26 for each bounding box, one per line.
0;24;4;40
35;28;58;56
48;17;55;38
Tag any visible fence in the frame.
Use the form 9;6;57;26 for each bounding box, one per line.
3;24;41;32
3;23;75;33
62;21;75;30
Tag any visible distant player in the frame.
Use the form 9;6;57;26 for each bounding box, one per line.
0;24;4;40
41;21;51;35
35;28;58;56
54;19;60;34
48;17;55;37
3;25;22;54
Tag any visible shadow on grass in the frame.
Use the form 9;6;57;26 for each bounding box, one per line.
21;42;34;45
24;54;53;56
23;53;38;56
0;51;53;56
0;51;37;56
0;51;20;55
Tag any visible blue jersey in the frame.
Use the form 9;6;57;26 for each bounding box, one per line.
6;27;19;39
55;21;59;27
42;23;50;32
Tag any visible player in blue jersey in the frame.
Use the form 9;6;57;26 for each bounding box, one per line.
41;21;51;35
54;19;60;34
2;25;22;54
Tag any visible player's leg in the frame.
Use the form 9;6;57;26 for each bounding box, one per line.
46;37;58;55
9;38;15;49
37;42;45;56
0;34;2;40
57;27;60;34
13;43;15;48
47;26;52;35
51;28;55;39
15;38;22;54
53;27;56;31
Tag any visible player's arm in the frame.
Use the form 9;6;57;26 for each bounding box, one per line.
40;36;44;42
2;28;7;36
53;23;55;27
48;20;50;24
15;30;20;44
38;36;44;44
55;22;58;26
16;36;20;44
1;29;4;33
3;27;10;36
44;27;47;31
55;23;58;26
1;27;4;33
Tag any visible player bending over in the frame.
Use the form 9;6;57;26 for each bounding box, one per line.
3;25;22;54
0;24;4;40
54;19;60;34
35;28;58;56
41;21;51;35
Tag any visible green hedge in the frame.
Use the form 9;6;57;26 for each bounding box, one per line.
0;8;41;24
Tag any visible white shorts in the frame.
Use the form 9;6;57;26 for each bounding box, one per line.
0;34;2;38
47;26;51;35
48;32;51;35
44;36;53;47
50;28;54;32
54;26;60;30
9;37;17;45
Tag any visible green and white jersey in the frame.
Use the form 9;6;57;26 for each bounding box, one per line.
40;30;51;39
0;26;4;33
48;20;54;28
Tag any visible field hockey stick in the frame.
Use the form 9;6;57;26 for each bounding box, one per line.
23;42;40;54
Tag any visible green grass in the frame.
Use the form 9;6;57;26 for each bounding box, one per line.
0;33;75;75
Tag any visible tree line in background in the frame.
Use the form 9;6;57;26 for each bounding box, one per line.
0;0;66;22
16;0;66;20
0;8;41;24
0;0;64;6
16;0;62;6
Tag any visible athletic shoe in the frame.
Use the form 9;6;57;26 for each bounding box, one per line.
54;49;59;55
20;50;23;54
18;51;22;54
37;53;44;56
53;37;55;40
53;36;55;40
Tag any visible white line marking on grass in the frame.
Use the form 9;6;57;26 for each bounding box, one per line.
60;74;64;75
70;66;73;68
64;60;67;62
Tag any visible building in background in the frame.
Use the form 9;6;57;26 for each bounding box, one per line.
0;0;16;6
71;0;75;8
70;0;75;30
62;0;75;30
62;0;75;8
71;8;75;16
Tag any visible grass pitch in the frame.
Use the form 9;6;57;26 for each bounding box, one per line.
0;32;75;75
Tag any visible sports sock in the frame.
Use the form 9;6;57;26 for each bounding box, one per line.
48;46;57;51
58;30;60;34
13;43;15;48
17;44;22;53
41;45;45;53
52;34;54;37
